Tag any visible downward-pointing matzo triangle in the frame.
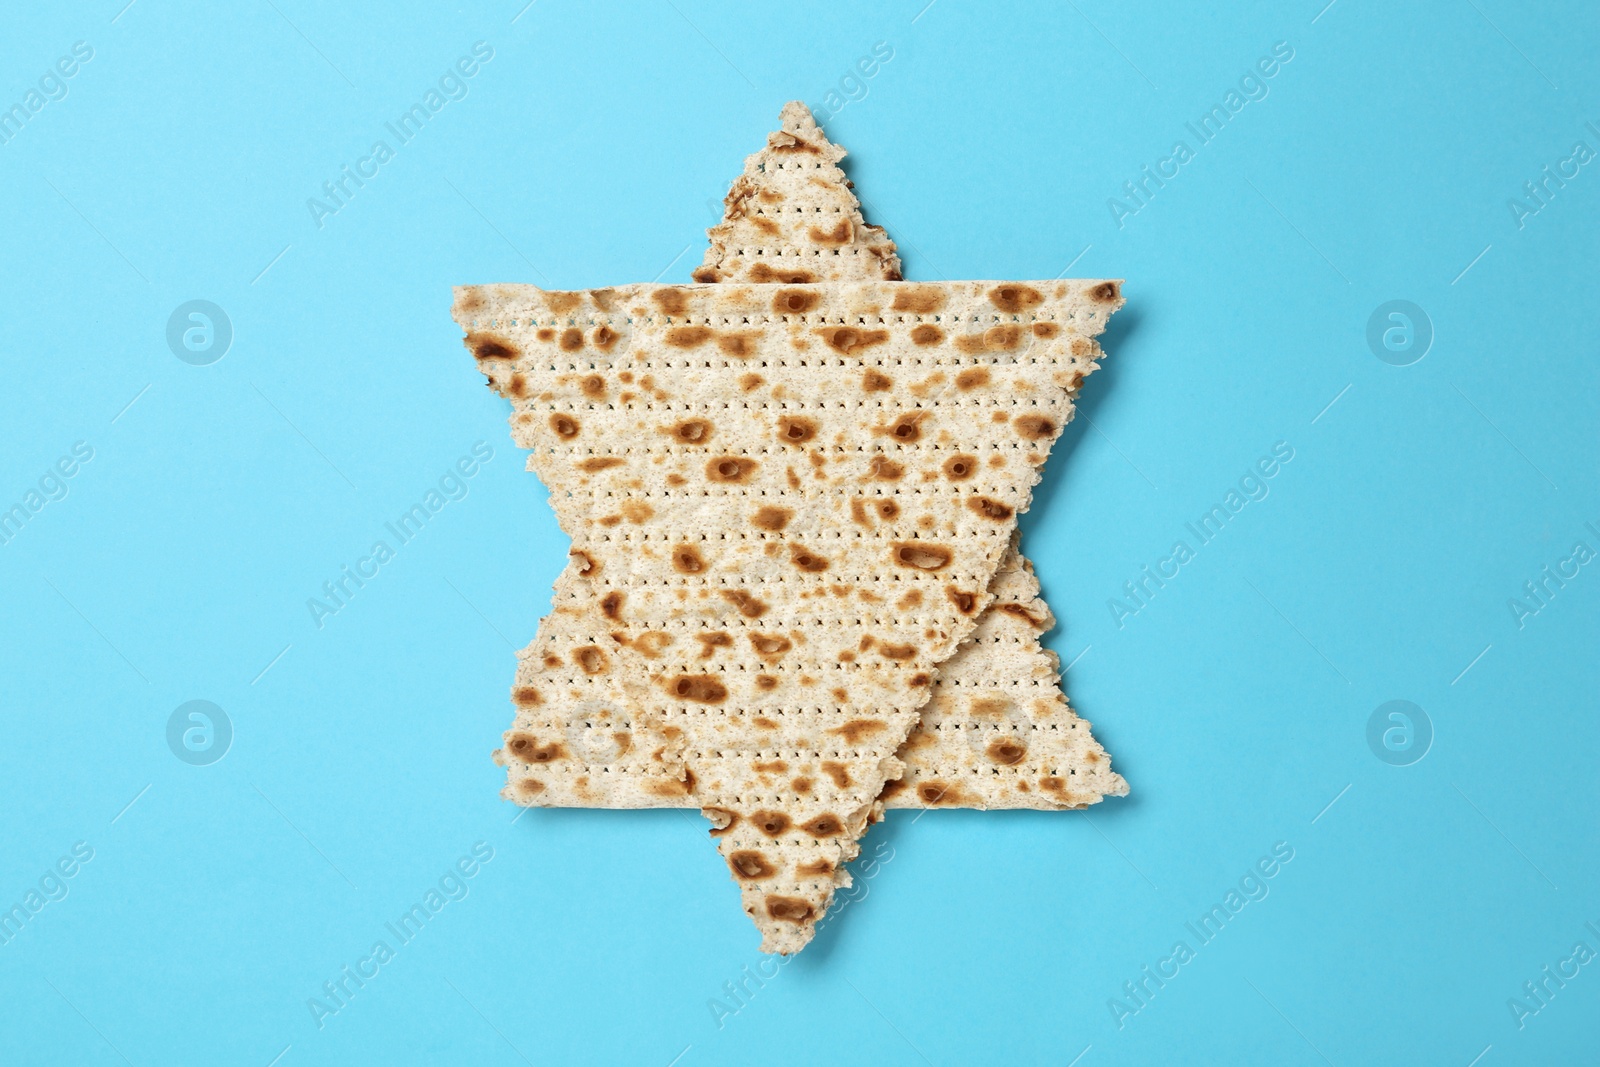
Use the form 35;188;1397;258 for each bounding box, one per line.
453;103;1124;953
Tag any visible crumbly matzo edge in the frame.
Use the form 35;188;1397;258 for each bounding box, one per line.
452;104;1125;953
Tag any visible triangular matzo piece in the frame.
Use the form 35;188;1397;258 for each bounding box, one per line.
455;277;1121;952
692;101;901;285
883;532;1127;810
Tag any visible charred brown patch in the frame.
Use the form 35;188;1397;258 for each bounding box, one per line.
728;850;776;880
999;603;1045;628
876;500;900;520
916;780;962;805
749;633;792;660
536;328;555;342
546;291;582;313
591;325;618;351
1032;321;1060;339
669;419;712;444
506;733;565;764
968;496;1014;521
652;289;690;315
830;719;886;744
892;542;953;571
671;545;705;574
751;811;792;837
580;374;606;398
789;545;829;572
720;590;768;618
773;288;820;314
716;332;760;358
550;414;580;439
573;646;609;674
560;328;585;352
706;456;758;483
863;369;893;392
512;686;541;707
907;324;945;347
943;454;977;481
987;738;1028;765
666;325;712;348
984;325;1021;350
1088;281;1121;304
820;761;851;788
879;642;917;661
989;284;1043;312
867;456;903;480
819;326;890;355
764;895;814;924
775;416;817;445
750;216;780;236
1014;414;1057;440
468;333;519;362
946;586;980;615
956;367;991;390
599;592;625;620
886;412;926;443
800;814;844;838
514;777;545;797
577;457;624;472
751;506;793;532
796;859;834;876
739;373;765;392
703;807;738;836
790;777;813;794
807;218;853;246
752;264;817;284
891;285;947;313
667;675;727;704
570;550;598;576
694;633;733;659
505;374;530;399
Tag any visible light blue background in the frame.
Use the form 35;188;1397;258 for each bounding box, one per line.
1;2;1596;1064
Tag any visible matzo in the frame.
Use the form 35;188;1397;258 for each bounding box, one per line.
454;277;1120;952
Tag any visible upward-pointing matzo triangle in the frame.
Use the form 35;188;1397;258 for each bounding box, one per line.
453;102;1124;953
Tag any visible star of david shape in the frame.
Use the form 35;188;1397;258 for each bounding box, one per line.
451;103;1127;954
